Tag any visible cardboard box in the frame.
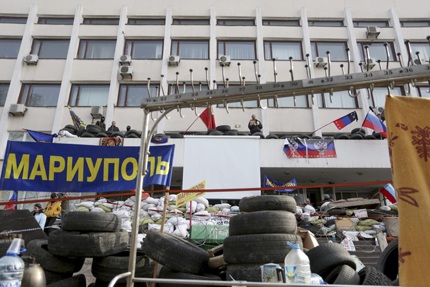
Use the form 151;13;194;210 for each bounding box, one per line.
335;219;355;236
296;227;319;250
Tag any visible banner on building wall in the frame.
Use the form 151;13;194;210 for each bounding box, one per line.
283;137;337;158
0;141;175;193
264;175;297;192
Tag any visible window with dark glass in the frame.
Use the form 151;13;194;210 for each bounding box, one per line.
19;84;60;107
38;18;74;24
118;84;159;106
308;21;343;27
171;40;208;59
124;40;163;59
78;39;116;59
217;19;255;26
264;41;302;60
263;20;299;26
401;21;430;27
0;17;27;24
0;39;21;59
218;41;256;60
369;87;403;107
31;39;70;59
69;84;110;106
216;84;258;108
0;84;9;106
311;42;347;61
172;19;209;25
356;42;396;61
83;18;119;25
128;18;165;25
353;21;389;27
410;43;430;62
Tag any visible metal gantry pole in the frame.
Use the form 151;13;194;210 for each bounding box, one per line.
127;109;150;287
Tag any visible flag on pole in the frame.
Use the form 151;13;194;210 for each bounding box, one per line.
380;183;396;203
25;129;56;143
4;191;17;210
263;175;297;192
199;107;216;129
362;110;387;137
333;111;358;130
68;106;86;130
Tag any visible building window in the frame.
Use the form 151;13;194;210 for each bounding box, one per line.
0;84;9;106
311;42;347;61
264;41;302;60
171;40;208;59
320;90;357;108
0;17;27;24
0;39;21;59
217;19;255;26
78;40;116;59
353;21;389;27
401;21;430;27
31;39;70;59
8;131;36;142
369;87;403;107
218;41;256;60
172;19;209;25
19;84;60;107
308;21;343;27
356;42;396;61
118;84;160;107
128;18;165;25
170;84;208;94
410;43;430;62
268;95;308;108
38;18;74;24
216;84;258;108
83;18;119;25
124;40;163;59
263;20;299;26
69;84;109;107
416;86;430;98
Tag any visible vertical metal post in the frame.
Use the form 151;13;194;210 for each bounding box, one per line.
127;110;150;287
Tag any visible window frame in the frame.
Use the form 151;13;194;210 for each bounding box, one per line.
77;39;116;59
170;39;210;60
353;21;389;28
409;42;430;63
262;20;300;26
0;83;9;106
400;21;430;27
172;19;210;25
0;38;22;59
118;84;161;107
18;83;61;107
124;39;164;59
308;20;344;27
0;17;27;24
311;41;348;61
356;42;397;62
217;19;255;26
217;40;257;60
263;41;303;60
318;91;359;109
37;17;74;24
416;86;430;98
83;18;120;25
127;18;165;25
169;83;209;94
368;86;404;107
68;84;110;107
30;38;70;59
268;94;311;108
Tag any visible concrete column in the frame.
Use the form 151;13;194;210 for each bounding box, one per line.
105;6;127;126
209;6;217;120
156;6;172;134
300;7;321;137
0;4;38;159
332;186;337;201
256;7;269;136
390;7;418;97
51;5;83;134
344;8;371;122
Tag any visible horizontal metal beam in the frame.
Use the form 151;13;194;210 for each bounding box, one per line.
141;64;430;111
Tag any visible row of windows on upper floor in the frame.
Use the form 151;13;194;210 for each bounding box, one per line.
1;38;430;62
2;16;430;27
0;82;428;109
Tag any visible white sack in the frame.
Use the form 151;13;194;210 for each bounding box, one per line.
145;197;159;205
194;197;209;208
304;205;316;215
76;201;94;209
151;213;162;221
295;206;303;216
148;224;161;231
214;203;231;209
301;212;311;221
167;216;187;226
173;224;189;238
91;207;105;212
231;206;240;212
186;201;197;213
222;208;230;213
122;220;132;232
379;206;391;211
196;203;205;212
169;195;177;202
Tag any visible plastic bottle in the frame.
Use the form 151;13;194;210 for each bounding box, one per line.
284;241;311;284
0;238;26;287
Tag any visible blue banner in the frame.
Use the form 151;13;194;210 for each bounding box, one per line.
264;175;297;192
26;129;56;143
0;141;175;193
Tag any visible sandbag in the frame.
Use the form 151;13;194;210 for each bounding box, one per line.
194;197;209;208
148;224;161;231
76;202;94;209
145;197;159;205
98;205;112;213
214;203;231;209
206;207;219;213
151;213;162;221
355;225;373;231
91;207;105;213
196;203;205;212
295;206;303;216
358;219;380;226
76;206;90;212
389;205;398;212
186;201;197;213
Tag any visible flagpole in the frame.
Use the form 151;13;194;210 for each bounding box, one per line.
308;121;335;136
182;113;202;135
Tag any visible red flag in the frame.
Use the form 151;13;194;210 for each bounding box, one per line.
199;107;216;129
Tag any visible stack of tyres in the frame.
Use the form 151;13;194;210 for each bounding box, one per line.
224;195;302;282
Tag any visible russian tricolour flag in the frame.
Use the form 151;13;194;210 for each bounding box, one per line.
362;110;387;137
4;191;17;210
380;184;396;204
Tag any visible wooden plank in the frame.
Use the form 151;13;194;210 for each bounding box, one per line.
208;244;223;257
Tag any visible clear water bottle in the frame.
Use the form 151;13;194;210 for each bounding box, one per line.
0;238;26;287
284;241;311;284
